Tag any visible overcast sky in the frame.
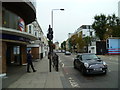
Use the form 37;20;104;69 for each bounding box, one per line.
36;0;119;44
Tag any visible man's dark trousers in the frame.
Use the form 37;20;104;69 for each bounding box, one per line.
27;62;35;72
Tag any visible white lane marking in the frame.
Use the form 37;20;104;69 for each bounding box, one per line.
108;69;111;72
62;63;64;67
68;77;80;88
66;73;69;75
59;59;62;63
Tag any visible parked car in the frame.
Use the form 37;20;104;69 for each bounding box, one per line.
61;50;65;53
73;53;107;75
65;51;71;55
57;50;62;53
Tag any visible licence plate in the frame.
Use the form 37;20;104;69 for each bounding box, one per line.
94;68;102;71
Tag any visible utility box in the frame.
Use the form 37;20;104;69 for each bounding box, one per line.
106;37;120;55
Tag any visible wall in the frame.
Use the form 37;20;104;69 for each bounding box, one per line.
1;42;7;73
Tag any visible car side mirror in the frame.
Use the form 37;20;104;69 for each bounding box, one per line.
79;57;82;61
98;57;101;59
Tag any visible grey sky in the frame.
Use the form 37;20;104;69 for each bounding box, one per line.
36;0;119;43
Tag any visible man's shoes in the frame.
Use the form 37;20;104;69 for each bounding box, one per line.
33;70;37;72
27;71;31;73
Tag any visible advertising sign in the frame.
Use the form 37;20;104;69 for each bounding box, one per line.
18;18;25;32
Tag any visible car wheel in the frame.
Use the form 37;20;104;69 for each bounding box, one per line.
81;67;87;75
103;70;107;75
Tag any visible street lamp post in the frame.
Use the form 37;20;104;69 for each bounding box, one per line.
51;9;64;30
47;9;64;72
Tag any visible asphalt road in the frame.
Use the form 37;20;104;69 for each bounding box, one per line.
58;53;118;88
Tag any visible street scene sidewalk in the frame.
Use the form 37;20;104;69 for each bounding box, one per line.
8;57;64;88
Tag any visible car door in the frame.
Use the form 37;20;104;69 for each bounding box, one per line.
74;55;80;68
78;55;83;70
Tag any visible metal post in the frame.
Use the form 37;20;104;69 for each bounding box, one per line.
49;40;52;72
51;10;53;29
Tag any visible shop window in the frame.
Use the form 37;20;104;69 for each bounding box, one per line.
27;48;31;53
13;46;20;55
2;8;24;30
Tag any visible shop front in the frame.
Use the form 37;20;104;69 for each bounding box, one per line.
1;7;37;75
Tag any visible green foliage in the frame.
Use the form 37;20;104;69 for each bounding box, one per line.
61;41;66;50
69;32;85;52
76;32;85;52
92;14;120;40
92;14;107;40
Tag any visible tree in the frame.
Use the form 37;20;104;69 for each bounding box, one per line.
76;32;85;52
92;14;120;40
61;41;66;50
92;14;107;40
69;32;85;53
107;14;120;37
83;36;91;53
69;34;78;52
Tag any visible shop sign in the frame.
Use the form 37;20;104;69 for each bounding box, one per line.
18;18;25;32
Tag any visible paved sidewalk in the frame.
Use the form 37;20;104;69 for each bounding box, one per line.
8;57;64;88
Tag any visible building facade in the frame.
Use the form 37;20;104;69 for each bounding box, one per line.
27;21;48;59
0;1;37;76
76;25;95;38
54;42;59;50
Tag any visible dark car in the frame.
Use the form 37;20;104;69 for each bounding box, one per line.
73;53;107;75
65;51;71;55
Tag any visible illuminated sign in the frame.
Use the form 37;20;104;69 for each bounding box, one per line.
18;18;25;32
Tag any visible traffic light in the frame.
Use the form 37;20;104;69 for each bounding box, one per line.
47;25;53;40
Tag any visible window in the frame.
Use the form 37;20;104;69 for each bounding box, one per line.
2;8;21;30
13;46;20;55
29;26;31;33
90;31;93;36
35;32;37;36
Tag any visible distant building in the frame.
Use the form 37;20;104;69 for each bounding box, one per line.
76;25;95;38
75;25;97;53
54;42;59;50
118;1;120;18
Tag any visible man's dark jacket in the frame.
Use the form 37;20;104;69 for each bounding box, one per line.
27;53;32;64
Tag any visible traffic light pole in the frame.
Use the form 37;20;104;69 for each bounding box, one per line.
49;40;52;72
47;25;53;72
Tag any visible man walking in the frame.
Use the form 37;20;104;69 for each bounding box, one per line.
27;50;36;73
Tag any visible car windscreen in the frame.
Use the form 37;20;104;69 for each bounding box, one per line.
82;54;98;60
